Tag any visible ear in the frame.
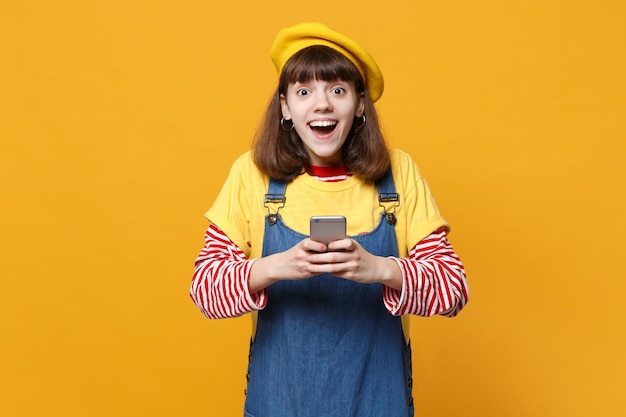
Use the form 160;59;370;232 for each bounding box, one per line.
355;92;365;117
279;94;292;120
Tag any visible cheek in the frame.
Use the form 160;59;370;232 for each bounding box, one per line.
289;109;309;125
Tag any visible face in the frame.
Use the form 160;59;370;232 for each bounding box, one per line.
280;79;364;167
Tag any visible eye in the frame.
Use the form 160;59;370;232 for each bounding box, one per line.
296;88;309;96
331;87;346;95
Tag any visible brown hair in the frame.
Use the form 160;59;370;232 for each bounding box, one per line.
252;45;390;182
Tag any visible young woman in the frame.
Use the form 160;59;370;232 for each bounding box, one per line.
190;22;469;417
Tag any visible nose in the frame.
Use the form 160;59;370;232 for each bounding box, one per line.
314;92;333;112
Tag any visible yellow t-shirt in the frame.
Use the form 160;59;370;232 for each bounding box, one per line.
206;148;448;259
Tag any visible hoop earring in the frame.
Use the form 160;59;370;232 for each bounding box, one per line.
280;117;294;131
354;114;366;128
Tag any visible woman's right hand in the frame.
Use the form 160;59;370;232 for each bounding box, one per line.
248;238;328;293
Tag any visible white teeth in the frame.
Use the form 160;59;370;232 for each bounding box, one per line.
309;120;337;128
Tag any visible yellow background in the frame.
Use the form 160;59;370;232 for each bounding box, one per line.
1;1;624;416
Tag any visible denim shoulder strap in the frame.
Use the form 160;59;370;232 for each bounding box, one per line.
267;177;287;195
375;167;400;225
375;166;397;194
264;177;287;226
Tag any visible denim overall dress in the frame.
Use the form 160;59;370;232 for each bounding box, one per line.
244;170;414;417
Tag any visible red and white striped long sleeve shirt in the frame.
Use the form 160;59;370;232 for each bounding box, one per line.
190;224;468;319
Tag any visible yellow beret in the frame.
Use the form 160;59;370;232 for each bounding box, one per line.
270;22;384;102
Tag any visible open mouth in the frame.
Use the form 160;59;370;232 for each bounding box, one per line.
309;120;337;134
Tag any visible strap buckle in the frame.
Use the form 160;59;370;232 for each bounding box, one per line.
264;194;286;225
379;193;400;225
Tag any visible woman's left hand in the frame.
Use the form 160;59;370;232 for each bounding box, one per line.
306;238;403;290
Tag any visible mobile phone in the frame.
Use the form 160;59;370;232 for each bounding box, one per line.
310;216;347;245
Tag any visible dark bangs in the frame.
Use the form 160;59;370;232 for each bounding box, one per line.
279;45;364;93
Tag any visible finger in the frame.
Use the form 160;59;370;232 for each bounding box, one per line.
308;251;350;266
303;238;328;253
327;238;353;252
